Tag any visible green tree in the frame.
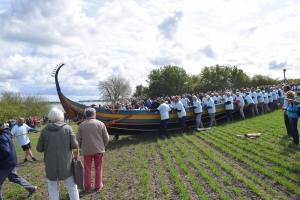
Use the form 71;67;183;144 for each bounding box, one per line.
200;64;228;91
0;92;50;122
146;65;189;97
251;74;279;87
133;84;148;97
227;65;251;89
23;95;50;118
200;64;250;91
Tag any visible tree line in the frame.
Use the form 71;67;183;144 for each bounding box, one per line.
0;92;50;122
98;64;299;102
134;64;300;98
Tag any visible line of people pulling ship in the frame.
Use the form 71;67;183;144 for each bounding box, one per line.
145;86;290;139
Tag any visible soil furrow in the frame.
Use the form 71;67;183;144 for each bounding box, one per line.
155;142;183;200
193;131;298;199
175;134;257;200
160;138;203;200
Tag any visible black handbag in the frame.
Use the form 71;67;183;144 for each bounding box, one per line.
73;150;84;190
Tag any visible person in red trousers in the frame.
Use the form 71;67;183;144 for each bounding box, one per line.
76;108;109;191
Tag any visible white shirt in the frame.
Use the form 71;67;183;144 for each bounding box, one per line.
202;97;207;106
224;96;233;110
222;94;227;101
249;91;257;104
211;96;217;102
193;100;202;114
215;96;221;104
272;90;277;100
175;101;186;118
170;101;176;109
257;92;264;103
245;95;254;104
206;99;215;113
268;92;273;102
157;103;171;120
277;89;282;98
181;98;190;108
235;95;245;107
231;93;236;99
10;123;32;146
263;93;269;104
283;94;289;109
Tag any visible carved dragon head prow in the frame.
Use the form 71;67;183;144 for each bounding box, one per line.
51;62;65;92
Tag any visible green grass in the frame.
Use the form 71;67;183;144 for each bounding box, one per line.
2;110;300;199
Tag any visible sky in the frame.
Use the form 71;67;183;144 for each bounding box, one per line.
0;0;299;101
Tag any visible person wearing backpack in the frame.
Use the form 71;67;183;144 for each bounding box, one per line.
285;91;299;145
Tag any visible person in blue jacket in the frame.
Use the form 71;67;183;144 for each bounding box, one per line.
285;91;299;145
0;121;37;200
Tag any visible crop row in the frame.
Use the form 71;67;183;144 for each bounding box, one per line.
194;130;298;198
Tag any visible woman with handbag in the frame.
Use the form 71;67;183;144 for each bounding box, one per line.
37;107;79;200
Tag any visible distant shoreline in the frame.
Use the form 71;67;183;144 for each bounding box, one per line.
48;100;104;104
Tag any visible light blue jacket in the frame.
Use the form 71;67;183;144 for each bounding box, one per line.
287;103;299;119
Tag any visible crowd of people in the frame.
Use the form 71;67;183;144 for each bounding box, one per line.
103;84;297;139
0;83;299;200
0;107;109;200
6;116;48;130
94;84;299;112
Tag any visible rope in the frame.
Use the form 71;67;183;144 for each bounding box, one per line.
11;133;28;138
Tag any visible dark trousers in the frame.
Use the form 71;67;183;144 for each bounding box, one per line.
226;109;233;122
0;168;35;200
290;118;299;144
178;116;188;133
268;102;273;111
284;114;292;136
159;119;168;137
273;100;278;109
248;104;254;117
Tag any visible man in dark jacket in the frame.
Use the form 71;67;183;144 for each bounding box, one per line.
150;99;160;110
0;121;37;200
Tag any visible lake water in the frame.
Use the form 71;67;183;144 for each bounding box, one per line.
50;101;102;111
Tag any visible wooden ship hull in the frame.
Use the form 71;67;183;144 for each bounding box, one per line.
53;63;239;135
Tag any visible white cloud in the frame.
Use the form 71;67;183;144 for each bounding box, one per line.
0;0;300;101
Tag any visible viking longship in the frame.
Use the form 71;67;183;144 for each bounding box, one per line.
53;63;239;135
